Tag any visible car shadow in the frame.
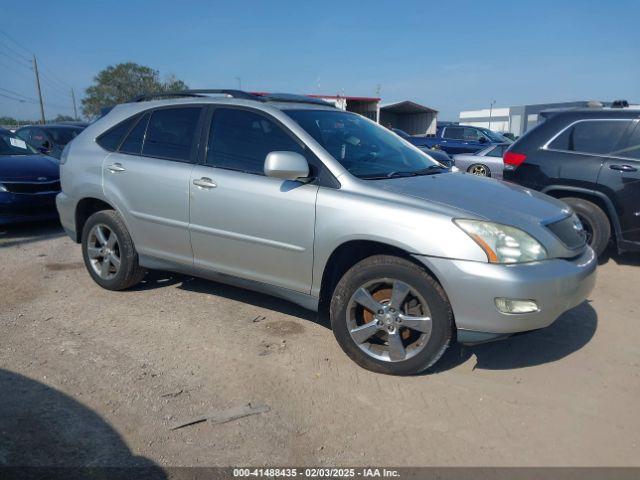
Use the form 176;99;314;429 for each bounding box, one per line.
432;300;598;373
598;245;640;267
0;368;165;479
0;219;64;248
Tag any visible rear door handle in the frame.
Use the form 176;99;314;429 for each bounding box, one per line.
609;164;637;172
193;177;217;189
107;163;125;173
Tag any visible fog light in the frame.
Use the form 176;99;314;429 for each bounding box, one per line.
494;298;539;314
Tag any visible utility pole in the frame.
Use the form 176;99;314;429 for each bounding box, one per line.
71;88;78;120
488;99;496;130
32;54;45;124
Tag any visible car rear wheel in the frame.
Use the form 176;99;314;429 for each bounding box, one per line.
330;255;453;375
467;163;491;177
81;210;146;290
561;197;611;257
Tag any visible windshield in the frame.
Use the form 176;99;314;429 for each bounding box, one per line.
478;127;511;143
286;110;441;179
0;131;38;156
49;127;81;146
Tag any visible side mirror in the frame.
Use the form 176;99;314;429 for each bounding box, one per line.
264;151;309;181
478;136;488;143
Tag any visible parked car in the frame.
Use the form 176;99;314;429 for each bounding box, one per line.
390;129;455;169
393;125;511;155
452;143;509;179
16;124;85;159
57;90;596;375
500;132;517;141
0;128;61;224
504;108;640;256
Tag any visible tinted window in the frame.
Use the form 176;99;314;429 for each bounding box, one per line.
97;116;137;151
142;107;201;161
462;127;482;141
613;123;640;159
120;113;150;155
486;145;505;157
30;129;50;147
207;108;303;174
549;120;630;155
49;127;82;146
443;127;463;140
16;128;32;142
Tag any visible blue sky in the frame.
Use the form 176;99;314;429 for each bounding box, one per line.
1;0;639;121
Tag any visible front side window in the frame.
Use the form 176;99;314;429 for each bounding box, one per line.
207;108;303;175
548;120;630;155
142;107;201;161
286;109;441;179
615;123;640;159
49;127;81;146
462;127;483;141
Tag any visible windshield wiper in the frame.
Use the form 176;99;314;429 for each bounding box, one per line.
386;165;444;178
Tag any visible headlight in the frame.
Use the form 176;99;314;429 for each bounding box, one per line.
0;183;7;192
454;219;547;264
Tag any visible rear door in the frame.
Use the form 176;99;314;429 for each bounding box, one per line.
102;106;204;265
189;106;318;293
597;120;640;243
439;127;466;154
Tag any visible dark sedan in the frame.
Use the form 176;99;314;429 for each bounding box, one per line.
15;124;85;159
0;128;60;225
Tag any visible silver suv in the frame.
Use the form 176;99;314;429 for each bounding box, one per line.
57;90;597;375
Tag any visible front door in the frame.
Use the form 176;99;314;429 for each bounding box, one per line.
189;107;317;293
102;106;203;265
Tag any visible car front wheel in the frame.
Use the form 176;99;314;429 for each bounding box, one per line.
467;163;491;177
330;255;453;375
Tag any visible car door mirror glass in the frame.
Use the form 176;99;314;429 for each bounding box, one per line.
264;151;309;181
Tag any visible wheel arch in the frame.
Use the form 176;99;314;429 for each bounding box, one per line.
541;185;621;240
317;239;444;317
74;197;116;243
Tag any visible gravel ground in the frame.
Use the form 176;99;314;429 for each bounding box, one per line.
1;220;639;468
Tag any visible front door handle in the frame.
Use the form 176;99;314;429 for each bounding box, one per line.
107;162;125;173
193;177;217;189
609;164;638;172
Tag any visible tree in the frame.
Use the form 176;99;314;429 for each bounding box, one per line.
81;63;188;118
53;114;75;122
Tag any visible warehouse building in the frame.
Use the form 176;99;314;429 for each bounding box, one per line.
459;101;607;137
308;95;381;122
379;101;438;135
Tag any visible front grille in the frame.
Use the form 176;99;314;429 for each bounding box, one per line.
3;181;60;194
546;214;588;250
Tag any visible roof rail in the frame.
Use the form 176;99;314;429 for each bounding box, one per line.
128;89;261;103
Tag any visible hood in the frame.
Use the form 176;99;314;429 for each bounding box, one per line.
0;154;60;182
370;172;570;230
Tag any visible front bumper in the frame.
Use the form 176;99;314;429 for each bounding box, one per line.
0;191;59;225
415;247;597;336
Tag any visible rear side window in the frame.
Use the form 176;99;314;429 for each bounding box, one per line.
119;113;150;155
487;145;505;157
97;116;137;151
548;120;630;155
207;108;303;175
142;107;201;161
443;127;463;140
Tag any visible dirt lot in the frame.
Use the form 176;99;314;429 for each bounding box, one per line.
1;221;639;468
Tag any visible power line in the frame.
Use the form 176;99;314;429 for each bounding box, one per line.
0;30;32;56
0;47;32;69
0;86;37;102
0;38;30;63
0;91;30;103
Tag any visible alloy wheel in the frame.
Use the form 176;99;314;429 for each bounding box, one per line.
86;224;121;280
468;164;489;176
346;278;433;362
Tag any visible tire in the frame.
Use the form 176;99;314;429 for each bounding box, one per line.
561;197;611;257
329;255;453;375
467;163;491;177
81;210;146;290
